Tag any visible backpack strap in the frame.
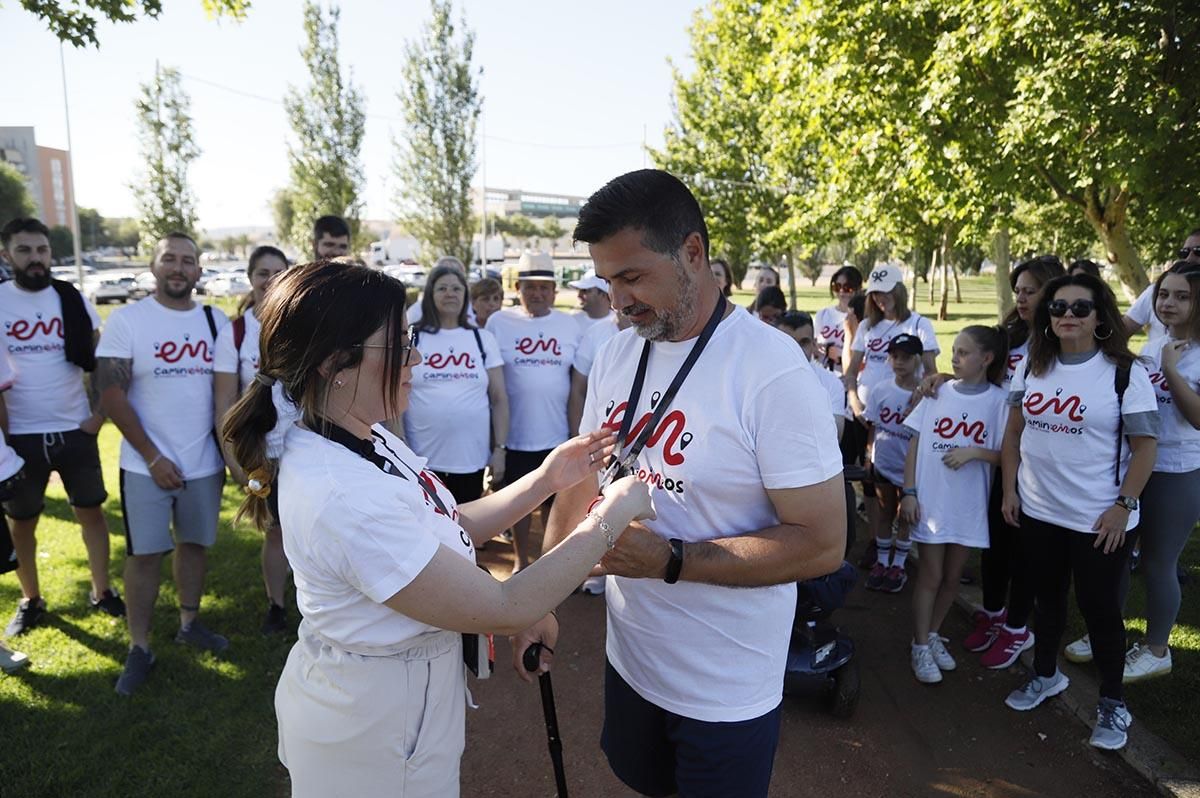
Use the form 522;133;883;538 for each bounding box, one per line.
233;315;246;355
471;328;487;366
1113;363;1131;487
202;305;219;340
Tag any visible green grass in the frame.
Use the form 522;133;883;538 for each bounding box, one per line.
0;283;1193;798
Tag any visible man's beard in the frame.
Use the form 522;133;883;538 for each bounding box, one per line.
14;264;50;291
625;259;698;342
161;276;195;299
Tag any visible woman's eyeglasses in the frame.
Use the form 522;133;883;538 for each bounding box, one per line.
353;328;421;363
1047;299;1096;318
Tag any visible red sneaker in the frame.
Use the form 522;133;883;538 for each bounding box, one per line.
865;562;887;591
964;609;1005;652
881;565;908;593
980;626;1034;669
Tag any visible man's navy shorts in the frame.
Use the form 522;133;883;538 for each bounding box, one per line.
600;660;781;797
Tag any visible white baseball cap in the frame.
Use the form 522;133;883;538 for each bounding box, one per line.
865;264;904;294
568;268;610;294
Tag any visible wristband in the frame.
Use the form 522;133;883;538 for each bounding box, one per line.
148;454;163;470
586;511;616;550
901;488;918;498
664;538;684;584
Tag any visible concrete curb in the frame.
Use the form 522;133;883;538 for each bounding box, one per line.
951;579;1200;797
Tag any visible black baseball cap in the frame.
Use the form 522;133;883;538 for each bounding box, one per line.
887;333;924;356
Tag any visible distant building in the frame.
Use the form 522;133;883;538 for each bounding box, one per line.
0;127;76;228
477;187;586;220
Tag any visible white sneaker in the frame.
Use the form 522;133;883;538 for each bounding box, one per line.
1123;643;1171;683
1090;698;1133;750
1064;635;1092;663
581;576;606;596
928;634;957;671
911;645;943;684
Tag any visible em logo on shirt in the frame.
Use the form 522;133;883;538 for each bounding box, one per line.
601;398;694;469
425;349;477;370
154;335;213;364
514;333;561;356
932;413;988;445
1023;387;1086;435
6;314;63;341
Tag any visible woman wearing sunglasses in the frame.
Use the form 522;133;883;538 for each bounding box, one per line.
815;265;862;372
1000;273;1158;751
223;261;654;797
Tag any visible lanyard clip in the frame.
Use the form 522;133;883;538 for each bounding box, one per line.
599;452;637;491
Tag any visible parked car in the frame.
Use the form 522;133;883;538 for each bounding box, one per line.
204;273;252;298
194;268;222;295
382;263;427;289
128;271;156;300
82;272;135;304
51;265;93;287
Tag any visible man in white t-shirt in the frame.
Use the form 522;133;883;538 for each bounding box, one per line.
544;169;845;797
568;268;616;333
0;218;123;637
96;232;231;696
485;260;581;570
1123;227;1200;347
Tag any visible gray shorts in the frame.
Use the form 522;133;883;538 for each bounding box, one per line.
119;469;225;556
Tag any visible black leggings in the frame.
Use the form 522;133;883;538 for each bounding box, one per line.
1020;512;1134;701
981;478;1035;627
432;469;486;505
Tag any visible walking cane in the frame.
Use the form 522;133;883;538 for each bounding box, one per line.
523;642;569;798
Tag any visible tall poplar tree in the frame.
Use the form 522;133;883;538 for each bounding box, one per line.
132;65;200;252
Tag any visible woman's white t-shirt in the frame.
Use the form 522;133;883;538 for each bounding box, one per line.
403;326;503;473
278;423;475;652
0;349;26;481
212;308;300;459
904;382;1008;547
850;312;939;405
1004;340;1030;388
1010;356;1159;533
864;378;915;485
815;305;848;363
1144;339;1200;473
581;307;843;723
485;308;580;451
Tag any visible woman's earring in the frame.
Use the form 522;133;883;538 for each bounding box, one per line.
334;379;344;388
1094;324;1113;341
1044;326;1056;338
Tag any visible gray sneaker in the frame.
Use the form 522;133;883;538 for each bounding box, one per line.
1089;698;1133;750
175;619;229;653
1004;670;1069;711
115;646;155;696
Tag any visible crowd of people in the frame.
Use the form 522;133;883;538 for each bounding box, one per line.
0;173;1195;794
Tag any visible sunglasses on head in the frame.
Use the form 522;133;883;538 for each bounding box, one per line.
1179;246;1200;259
1047;299;1096;318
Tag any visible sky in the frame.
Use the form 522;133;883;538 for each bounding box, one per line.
1;0;701;231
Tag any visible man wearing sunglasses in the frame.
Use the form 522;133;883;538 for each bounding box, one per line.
1122;228;1200;344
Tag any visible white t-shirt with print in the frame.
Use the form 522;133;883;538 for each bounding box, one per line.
864;378;915;485
0;348;26;481
0;281;101;434
582;306;843;723
279;422;475;652
486;308;580;451
1127;285;1168;352
1144;339;1200;473
1011;356;1158;533
815;305;848;356
850;312;939;405
95;298;228;479
573;309;616;334
811;358;850;420
573;317;621;378
212;308;301;460
904;382;1008;547
1003;340;1030;388
403;326;503;473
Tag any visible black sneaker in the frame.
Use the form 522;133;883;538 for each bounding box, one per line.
115;646;155;696
90;589;126;617
5;597;46;637
261;603;287;635
175;619;229;653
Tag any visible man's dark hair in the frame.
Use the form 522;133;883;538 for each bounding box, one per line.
1188;227;1200;239
1;218;50;247
312;215;350;241
573;169;709;258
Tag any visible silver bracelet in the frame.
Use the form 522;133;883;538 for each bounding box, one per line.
586;511;616;550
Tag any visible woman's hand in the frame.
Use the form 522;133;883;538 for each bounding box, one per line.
899;495;919;526
1001;490;1021;527
915;372;951;402
489;447;506;485
541;430;616;493
1161;340;1186;373
509;612;557;683
598;475;656;530
941;447;978;470
1093;505;1130;554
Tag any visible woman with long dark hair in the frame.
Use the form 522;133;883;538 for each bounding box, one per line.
710;258;734;298
816;265;862;371
222;261;652;796
1000;272;1158;751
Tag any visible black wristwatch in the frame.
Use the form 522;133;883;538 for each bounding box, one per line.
664;538;685;584
1115;495;1139;512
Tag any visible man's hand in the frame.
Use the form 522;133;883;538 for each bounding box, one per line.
149;455;184;490
598;522;671;579
509;612;558;683
78;413;104;436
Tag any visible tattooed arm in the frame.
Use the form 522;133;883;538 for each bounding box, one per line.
97;356;183;489
79;328;105;434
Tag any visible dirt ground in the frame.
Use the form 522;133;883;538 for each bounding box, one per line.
461;534;1157;798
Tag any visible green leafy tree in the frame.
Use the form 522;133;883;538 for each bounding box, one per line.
20;0;249;48
284;1;366;249
77;206;107;250
0;162;36;225
131;65;200;253
105;217;140;251
539;216;565;253
269;187;297;250
392;0;481;264
48;225;73;257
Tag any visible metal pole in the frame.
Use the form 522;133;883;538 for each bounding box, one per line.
480;105;487;268
59;42;84;287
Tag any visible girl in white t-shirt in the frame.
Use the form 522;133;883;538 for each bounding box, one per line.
900;326;1008;683
816;265;862;372
213;245;292;634
222;262;653;796
1000;273;1159;752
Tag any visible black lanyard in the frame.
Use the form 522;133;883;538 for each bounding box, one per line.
602;294;727;486
307;416;453;518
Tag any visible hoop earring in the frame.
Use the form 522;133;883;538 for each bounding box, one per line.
1044;326;1056;338
1094;324;1113;341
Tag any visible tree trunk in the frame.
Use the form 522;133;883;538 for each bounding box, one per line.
910;250;921;311
939;231;951;321
786;251;799;310
1081;187;1147;301
952;260;961;304
992;225;1013;321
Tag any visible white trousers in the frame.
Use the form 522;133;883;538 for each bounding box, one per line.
276;624;466;798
